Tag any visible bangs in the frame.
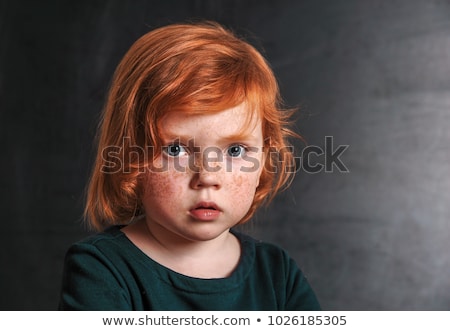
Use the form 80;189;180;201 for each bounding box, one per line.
147;42;277;151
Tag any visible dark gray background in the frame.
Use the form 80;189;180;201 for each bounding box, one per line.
1;0;449;310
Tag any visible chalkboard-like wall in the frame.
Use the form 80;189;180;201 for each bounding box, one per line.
1;0;449;310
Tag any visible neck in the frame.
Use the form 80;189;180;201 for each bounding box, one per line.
144;220;232;259
122;218;241;278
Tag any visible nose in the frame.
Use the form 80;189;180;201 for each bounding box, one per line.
189;158;222;190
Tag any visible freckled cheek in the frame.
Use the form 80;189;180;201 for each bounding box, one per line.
228;173;260;210
142;171;186;212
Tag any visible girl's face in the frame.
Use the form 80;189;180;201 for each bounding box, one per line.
141;103;264;243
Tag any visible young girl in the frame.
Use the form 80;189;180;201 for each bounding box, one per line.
59;21;320;310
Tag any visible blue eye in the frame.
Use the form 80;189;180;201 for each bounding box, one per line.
227;145;246;157
164;144;187;157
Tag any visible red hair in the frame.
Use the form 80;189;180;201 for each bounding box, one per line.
85;21;299;231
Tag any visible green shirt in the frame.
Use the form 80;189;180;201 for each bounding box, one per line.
59;226;320;310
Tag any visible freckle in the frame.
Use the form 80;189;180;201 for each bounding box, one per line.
234;174;243;186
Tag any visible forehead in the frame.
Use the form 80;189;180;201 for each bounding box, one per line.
160;103;262;142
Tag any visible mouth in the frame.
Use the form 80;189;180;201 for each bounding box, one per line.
188;202;222;221
192;201;221;211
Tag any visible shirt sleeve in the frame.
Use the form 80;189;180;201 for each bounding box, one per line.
284;253;322;311
58;242;132;310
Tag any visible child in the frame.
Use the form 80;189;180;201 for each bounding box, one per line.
59;21;321;310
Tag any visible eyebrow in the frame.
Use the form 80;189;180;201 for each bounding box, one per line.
216;132;261;144
161;132;261;145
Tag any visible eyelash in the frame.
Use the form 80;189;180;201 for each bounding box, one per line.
162;143;248;158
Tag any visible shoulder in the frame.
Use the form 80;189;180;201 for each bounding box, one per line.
61;226;139;296
233;230;321;310
233;230;293;265
232;230;303;285
73;226;124;245
63;226;133;268
68;226;126;250
59;226;134;310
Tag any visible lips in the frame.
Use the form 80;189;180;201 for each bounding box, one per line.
189;202;222;221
